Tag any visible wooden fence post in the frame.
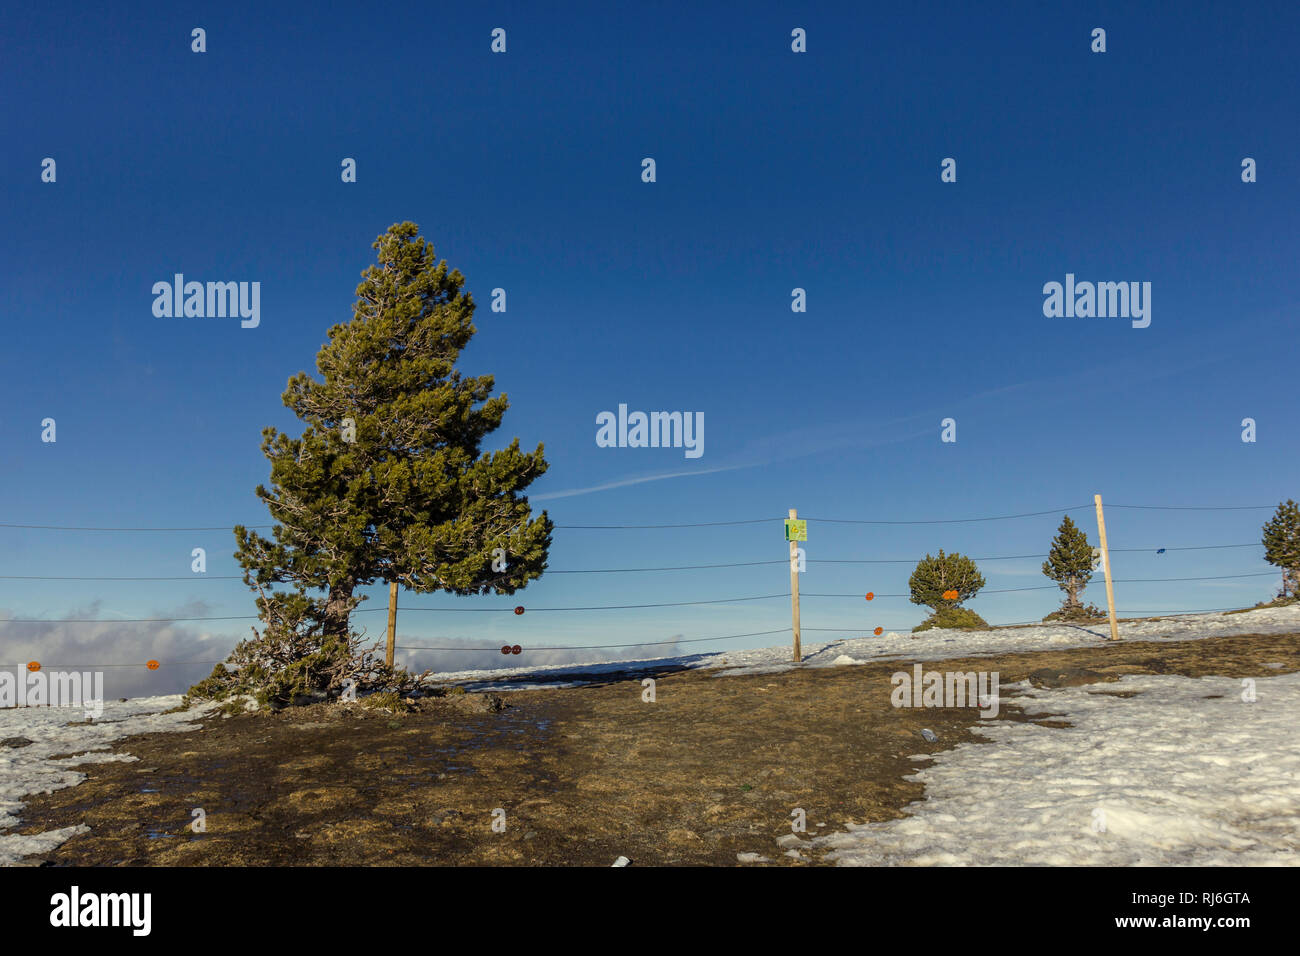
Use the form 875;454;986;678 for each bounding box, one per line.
1094;494;1120;641
386;580;399;667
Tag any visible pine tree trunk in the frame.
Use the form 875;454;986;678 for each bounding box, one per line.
323;578;356;641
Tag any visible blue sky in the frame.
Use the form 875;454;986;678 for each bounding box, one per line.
2;1;1297;695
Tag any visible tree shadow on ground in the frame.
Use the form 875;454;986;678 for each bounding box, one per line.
445;653;716;692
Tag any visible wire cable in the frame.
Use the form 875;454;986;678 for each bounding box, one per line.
801;571;1279;598
1108;504;1276;511
17;500;1258;533
396;627;790;652
0;545;1264;581
802;506;1093;525
0;592;790;623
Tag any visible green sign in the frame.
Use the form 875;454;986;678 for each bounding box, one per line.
784;518;807;542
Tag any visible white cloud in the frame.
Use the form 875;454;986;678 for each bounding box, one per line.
0;600;239;698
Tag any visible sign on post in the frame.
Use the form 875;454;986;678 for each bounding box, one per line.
786;510;803;662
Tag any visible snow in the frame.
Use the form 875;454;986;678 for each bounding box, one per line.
805;670;1300;866
0;695;211;865
424;604;1300;689
710;605;1300;678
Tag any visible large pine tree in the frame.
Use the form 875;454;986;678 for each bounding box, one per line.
227;222;552;692
1261;499;1300;599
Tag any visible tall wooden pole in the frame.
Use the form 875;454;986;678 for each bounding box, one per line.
789;507;802;662
386;580;399;667
1094;494;1120;642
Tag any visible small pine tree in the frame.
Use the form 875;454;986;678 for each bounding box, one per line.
1042;515;1095;612
1261;499;1300;599
908;550;985;609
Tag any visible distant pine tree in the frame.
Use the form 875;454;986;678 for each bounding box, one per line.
908;550;987;632
1042;515;1095;613
908;550;985;609
1261;499;1300;599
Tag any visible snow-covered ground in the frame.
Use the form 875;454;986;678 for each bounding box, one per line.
789;670;1300;866
1;605;1295;866
0;696;210;865
435;604;1300;689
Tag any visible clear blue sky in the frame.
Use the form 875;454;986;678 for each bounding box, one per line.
2;1;1297;695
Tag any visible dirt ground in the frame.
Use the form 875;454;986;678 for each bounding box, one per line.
11;631;1298;866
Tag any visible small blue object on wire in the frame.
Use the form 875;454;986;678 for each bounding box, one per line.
1156;548;1166;554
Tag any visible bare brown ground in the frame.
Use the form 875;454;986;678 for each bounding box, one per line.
10;631;1298;866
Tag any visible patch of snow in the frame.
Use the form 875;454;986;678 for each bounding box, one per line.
0;696;211;865
813;671;1300;865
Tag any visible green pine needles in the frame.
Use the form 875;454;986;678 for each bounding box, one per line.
1040;515;1104;621
189;223;552;710
908;549;988;632
1262;499;1300;600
